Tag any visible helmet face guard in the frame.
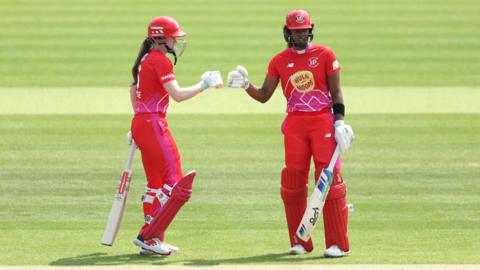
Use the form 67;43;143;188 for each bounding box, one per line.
283;26;314;45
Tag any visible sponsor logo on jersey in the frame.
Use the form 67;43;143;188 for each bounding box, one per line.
332;59;340;70
287;63;294;68
308;57;319;68
290;70;315;92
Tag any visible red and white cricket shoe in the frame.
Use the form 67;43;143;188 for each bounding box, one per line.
139;242;179;256
133;237;172;255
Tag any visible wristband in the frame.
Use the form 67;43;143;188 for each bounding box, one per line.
333;103;345;116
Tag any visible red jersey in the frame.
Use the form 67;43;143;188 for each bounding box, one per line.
135;49;176;114
267;44;340;112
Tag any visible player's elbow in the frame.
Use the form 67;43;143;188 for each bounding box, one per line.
171;96;184;103
169;92;184;103
258;95;270;103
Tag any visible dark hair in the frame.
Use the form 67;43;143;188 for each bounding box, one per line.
131;37;153;85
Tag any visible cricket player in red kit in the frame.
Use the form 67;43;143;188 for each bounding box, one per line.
128;16;223;256
228;10;354;257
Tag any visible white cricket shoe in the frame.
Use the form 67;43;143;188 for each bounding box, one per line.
133;237;171;255
289;244;307;255
324;245;350;257
164;242;179;255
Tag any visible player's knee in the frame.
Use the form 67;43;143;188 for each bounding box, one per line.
170;185;192;202
280;168;308;203
326;181;346;201
170;171;196;202
281;168;308;188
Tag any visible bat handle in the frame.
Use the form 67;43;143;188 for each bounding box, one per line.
124;141;136;172
326;144;341;172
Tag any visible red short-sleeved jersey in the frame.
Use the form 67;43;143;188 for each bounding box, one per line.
267;44;340;112
135;49;176;114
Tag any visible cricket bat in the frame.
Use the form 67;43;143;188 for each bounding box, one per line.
296;144;341;242
101;142;137;246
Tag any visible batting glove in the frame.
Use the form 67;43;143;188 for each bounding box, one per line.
200;71;224;90
227;65;250;89
334;120;355;152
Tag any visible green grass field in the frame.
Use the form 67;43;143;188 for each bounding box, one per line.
0;0;479;266
0;114;479;265
1;0;479;87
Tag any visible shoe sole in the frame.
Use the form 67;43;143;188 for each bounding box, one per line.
324;251;350;258
163;243;179;255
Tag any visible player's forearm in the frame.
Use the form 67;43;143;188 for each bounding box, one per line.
172;84;204;102
245;84;270;103
165;81;204;103
331;90;345;121
328;72;345;120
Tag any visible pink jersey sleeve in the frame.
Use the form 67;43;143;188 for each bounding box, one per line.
266;56;279;77
154;56;176;84
325;49;341;75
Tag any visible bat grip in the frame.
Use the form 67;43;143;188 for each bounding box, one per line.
326;144;341;172
124;141;136;172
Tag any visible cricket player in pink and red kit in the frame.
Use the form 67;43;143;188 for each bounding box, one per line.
128;16;223;255
227;10;354;257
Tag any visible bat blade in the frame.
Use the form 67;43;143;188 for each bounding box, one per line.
296;168;333;242
101;143;136;246
296;145;340;242
101;171;132;246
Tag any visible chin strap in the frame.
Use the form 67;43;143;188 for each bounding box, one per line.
165;45;177;65
152;38;178;65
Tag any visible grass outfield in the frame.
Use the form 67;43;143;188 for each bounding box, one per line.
1;87;480;114
0;114;479;265
1;0;479;266
1;0;479;87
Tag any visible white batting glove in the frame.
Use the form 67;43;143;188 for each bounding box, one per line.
334;120;354;152
200;71;224;90
126;131;133;145
227;65;250;89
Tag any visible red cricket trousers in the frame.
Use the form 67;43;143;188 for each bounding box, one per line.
131;113;183;239
281;111;349;252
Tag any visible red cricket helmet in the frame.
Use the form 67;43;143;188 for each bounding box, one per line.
147;16;186;38
285;9;314;30
283;9;315;45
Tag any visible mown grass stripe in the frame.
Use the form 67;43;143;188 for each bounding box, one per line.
0;87;478;115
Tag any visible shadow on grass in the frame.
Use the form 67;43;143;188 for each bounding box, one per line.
49;251;329;265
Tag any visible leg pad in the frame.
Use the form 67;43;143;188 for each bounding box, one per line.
323;180;349;252
141;171;196;239
280;168;313;252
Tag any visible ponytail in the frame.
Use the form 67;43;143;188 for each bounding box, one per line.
131;37;153;85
